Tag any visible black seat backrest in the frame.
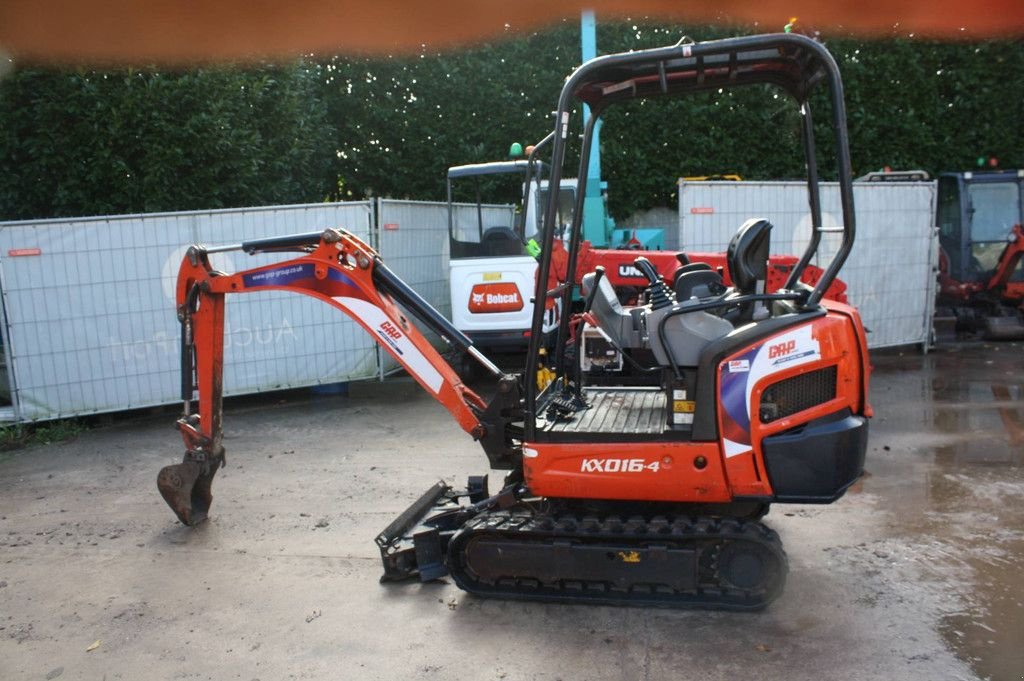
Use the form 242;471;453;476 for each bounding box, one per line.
482;226;523;256
727;218;773;295
675;262;712;276
674;268;726;301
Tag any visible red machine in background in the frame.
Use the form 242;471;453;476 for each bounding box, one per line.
157;33;871;611
936;170;1024;339
571;240;847;303
443;154;847;356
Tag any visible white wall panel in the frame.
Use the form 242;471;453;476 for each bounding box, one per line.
679;181;937;349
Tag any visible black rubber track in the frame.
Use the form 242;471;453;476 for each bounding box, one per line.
446;509;787;610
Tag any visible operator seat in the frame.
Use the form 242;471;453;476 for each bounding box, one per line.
725;218;773;322
673;262;727;301
646;220;774;368
482;226;523;256
579;270;644;349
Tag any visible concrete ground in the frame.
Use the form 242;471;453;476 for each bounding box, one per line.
1;342;1022;681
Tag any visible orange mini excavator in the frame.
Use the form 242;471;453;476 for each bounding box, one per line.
158;33;871;610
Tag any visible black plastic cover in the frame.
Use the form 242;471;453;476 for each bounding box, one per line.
762;410;868;503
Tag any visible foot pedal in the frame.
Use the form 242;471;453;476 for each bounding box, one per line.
546;391;587;420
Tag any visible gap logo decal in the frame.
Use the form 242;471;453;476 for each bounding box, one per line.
376;320;405;356
728;359;750;373
333;296;443;394
720;325;822;458
766;337;817;366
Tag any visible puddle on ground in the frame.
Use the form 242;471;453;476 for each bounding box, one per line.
867;342;1024;680
937;536;1024;681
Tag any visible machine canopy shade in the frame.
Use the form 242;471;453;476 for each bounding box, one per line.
571;40;831;108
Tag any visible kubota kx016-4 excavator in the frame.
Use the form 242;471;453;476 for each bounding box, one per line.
158;33;871;610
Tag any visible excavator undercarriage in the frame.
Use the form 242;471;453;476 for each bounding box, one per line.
377;478;786;610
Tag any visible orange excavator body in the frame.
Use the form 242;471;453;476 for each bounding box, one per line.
157;33;872;610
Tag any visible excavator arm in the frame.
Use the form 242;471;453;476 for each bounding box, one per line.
158;228;522;525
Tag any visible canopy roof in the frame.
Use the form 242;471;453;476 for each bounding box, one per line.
572;35;833;109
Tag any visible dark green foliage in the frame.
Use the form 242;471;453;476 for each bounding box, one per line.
318;24;580;204
0;62;335;219
321;20;1023;219
1;21;1021;221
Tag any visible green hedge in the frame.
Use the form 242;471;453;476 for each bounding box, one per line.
0;63;335;219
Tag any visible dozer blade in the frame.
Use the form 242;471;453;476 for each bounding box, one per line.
376;476;491;582
157;460;217;526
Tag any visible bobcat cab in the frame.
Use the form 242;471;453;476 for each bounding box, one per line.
446;156;563;350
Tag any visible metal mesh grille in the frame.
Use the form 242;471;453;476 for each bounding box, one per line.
759;365;837;423
0;202;376;421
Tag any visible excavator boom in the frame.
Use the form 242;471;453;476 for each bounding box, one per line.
158;228;522;525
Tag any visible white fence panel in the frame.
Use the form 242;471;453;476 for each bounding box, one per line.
679;181;937;349
376;199;475;374
0;202;374;421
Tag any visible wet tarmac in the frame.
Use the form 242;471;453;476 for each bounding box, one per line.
867;341;1024;681
0;341;1021;680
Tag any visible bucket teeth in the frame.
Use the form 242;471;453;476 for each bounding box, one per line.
157;460;217;526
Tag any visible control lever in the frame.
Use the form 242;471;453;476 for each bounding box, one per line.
633;257;673;310
633;256;660;285
572;265;608;403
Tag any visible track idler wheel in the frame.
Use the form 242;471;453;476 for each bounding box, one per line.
716;539;785;596
157;458;220;526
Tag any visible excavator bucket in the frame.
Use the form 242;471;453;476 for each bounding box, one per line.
157;460;217;526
